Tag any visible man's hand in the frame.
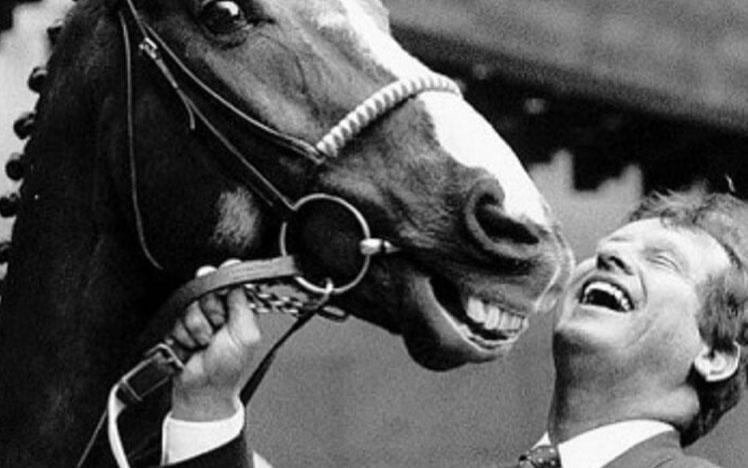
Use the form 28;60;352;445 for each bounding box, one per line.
169;262;262;422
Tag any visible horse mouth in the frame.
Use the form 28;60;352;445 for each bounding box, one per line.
430;276;528;347
401;267;530;370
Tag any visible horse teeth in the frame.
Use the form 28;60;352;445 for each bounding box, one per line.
485;305;501;329
465;296;487;323
508;314;523;330
459;296;527;336
497;310;511;329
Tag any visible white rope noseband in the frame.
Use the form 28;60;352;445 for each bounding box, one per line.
314;74;462;159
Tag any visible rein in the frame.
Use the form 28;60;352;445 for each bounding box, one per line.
77;1;463;466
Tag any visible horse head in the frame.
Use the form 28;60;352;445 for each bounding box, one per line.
98;0;572;367
0;0;571;465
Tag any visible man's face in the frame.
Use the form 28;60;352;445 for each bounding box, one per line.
554;218;731;388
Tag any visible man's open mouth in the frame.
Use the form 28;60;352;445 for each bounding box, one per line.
579;279;633;312
430;275;527;349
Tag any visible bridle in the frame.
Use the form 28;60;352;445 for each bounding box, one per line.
80;0;463;466
118;0;461;291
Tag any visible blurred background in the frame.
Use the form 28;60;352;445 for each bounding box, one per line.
2;0;748;466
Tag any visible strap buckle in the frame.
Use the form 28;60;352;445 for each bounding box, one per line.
138;37;160;61
145;341;186;372
115;341;186;406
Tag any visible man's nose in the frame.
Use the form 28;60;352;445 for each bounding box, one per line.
595;246;633;274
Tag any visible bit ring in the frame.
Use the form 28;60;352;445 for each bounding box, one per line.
279;193;373;296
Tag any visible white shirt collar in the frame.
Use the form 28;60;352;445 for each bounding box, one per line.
536;420;675;468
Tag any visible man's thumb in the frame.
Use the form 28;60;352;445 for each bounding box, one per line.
226;288;261;347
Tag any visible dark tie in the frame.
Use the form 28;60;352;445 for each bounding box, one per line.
518;445;562;468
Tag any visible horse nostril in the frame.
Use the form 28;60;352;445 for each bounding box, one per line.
475;198;541;245
465;178;542;250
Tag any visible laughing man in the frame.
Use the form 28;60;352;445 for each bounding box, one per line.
158;190;748;468
518;191;748;468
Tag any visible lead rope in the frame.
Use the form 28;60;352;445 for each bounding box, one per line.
79;236;395;468
107;280;336;468
78;270;341;468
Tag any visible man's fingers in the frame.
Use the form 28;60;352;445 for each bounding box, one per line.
194;264;228;329
199;293;227;329
171;311;199;350
183;302;214;346
220;258;242;268
185;261;258;350
226;288;261;347
211;259;242;297
195;265;217;278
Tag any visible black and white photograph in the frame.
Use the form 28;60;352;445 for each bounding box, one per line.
1;1;748;467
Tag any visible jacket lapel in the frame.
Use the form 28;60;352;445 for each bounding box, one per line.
603;431;682;468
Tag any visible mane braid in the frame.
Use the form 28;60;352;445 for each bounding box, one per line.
1;5;75;290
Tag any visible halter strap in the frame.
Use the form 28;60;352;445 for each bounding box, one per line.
120;12;164;270
120;9;300;219
141;24;323;163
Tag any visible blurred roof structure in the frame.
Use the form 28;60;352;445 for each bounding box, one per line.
6;0;748;134
0;0;42;32
388;0;748;134
3;0;748;194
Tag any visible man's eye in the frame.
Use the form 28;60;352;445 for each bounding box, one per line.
199;0;248;34
650;253;680;271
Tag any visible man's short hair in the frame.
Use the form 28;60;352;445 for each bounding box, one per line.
627;190;748;446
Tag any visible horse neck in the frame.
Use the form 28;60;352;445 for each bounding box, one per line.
0;37;170;467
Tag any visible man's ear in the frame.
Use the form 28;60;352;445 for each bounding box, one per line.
694;343;741;383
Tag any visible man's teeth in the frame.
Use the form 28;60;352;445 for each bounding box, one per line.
464;297;524;332
582;281;633;311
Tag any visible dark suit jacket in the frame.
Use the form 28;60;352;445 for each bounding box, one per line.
161;429;722;468
497;431;720;468
603;431;720;468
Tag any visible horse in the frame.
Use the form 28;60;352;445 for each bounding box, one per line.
0;0;572;466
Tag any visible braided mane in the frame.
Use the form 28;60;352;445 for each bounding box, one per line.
0;6;72;291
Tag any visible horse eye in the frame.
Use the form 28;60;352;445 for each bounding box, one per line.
199;0;249;35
